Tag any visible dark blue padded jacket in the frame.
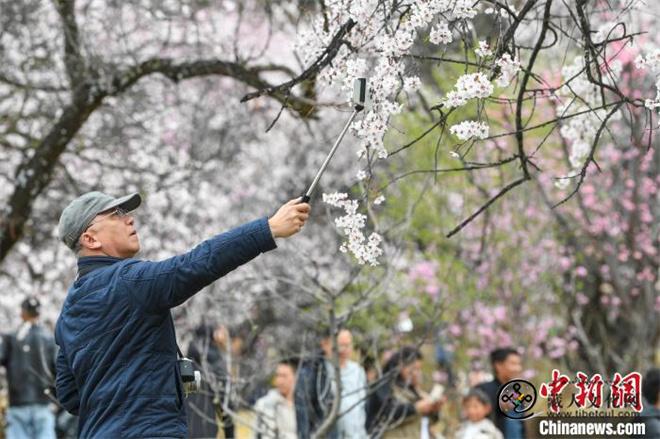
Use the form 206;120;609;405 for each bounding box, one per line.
55;217;276;438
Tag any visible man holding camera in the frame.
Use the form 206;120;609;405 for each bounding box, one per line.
55;191;309;438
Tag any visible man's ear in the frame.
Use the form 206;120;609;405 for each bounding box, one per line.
493;362;503;379
79;231;102;251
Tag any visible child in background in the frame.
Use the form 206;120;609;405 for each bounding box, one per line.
455;389;503;439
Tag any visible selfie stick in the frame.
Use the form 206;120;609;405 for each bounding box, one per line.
300;78;368;203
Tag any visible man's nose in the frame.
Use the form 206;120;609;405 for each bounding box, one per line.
125;214;134;225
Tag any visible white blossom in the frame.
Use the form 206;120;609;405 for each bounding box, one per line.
403;76;422;92
450;0;478;19
635;50;660;111
644;78;660;110
475;41;493;58
429;21;452;45
322;192;383;266
634;49;660;71
444;72;494;108
557;56;622;173
495;53;522;87
449;120;490;140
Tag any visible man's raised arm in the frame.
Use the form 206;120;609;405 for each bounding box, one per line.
121;199;310;313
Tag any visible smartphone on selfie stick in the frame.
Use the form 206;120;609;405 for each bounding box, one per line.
300;78;368;204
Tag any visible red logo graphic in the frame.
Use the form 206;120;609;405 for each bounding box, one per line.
539;369;571;413
575;372;604;409
611;372;642;412
539;369;643;413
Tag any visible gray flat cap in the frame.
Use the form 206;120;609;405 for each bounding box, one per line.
58;191;142;250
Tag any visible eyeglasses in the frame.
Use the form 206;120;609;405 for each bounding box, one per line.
84;207;130;232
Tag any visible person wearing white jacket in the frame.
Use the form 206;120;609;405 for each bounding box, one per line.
253;358;298;439
455;389;503;439
330;329;368;439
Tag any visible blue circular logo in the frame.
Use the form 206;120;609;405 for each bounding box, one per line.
497;379;537;419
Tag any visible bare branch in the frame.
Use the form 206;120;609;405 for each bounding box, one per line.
446;176;528;238
53;0;86;89
241;18;357;104
514;0;554;179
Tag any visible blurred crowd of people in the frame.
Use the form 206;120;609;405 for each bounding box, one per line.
1;297;659;439
170;322;660;439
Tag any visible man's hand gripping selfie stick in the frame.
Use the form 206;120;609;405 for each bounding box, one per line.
300;78;368;203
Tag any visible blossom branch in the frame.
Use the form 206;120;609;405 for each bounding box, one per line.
552;102;623;207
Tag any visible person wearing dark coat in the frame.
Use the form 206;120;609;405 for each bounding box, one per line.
0;296;57;439
186;324;234;439
475;347;526;439
366;346;441;439
632;368;660;439
54;191;309;438
294;332;338;439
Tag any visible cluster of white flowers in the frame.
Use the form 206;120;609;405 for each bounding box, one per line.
374;30;416;57
430;21;452;45
645;78;660;110
484;6;511;17
444;72;494;108
635;49;660;71
403;76;422;92
408;1;451;28
373;195;386;205
451;0;478;19
297;0;486;165
555;56;622;186
322;192;383;266
295;0;484;259
353;102;402;159
475;40;493;58
449;120;490;140
634;49;660;110
341;58;369;92
495;53;521;87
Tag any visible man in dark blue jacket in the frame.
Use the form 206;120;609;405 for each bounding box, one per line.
55;191;310;438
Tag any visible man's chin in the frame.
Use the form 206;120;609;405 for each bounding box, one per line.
127;244;140;258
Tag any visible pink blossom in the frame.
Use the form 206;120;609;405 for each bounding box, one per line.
409;261;437;281
559;257;572;270
575;266;588;277
448;324;462;337
492;305;507;321
425;284;440;297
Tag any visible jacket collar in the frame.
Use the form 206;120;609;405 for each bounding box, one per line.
77;256;124;279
